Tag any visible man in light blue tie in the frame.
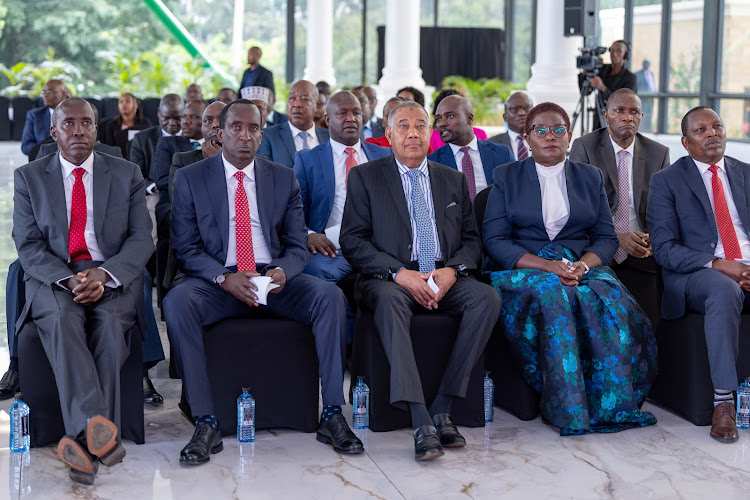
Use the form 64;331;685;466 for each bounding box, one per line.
340;101;501;462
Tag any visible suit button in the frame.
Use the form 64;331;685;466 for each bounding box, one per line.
710;243;715;248
221;260;226;264
408;244;412;250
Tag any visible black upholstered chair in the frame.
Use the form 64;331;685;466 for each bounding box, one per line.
179;317;321;436
141;98;160;130
10;96;35;142
0;96;11;141
18;323;144;448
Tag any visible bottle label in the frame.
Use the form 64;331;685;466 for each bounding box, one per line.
21;415;29;437
740;394;750;413
242;407;254;427
355;395;367;415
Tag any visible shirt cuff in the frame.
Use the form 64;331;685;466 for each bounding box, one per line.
308;229;315;235
55;275;75;291
98;267;121;288
146;182;157;194
705;259;716;269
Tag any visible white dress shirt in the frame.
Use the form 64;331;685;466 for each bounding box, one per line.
507;129;530;159
536;160;570;241
58;152;119;287
693;158;750;264
288;122;319;151
608;135;643;232
327;139;367;230
222;154;272;267
448;136;487;192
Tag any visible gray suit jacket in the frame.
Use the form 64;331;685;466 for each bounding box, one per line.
12;152;155;327
569;128;670;231
487;132;512;149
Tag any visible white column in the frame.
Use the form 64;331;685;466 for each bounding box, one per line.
230;0;245;72
377;0;426;105
303;0;337;86
526;0;583;126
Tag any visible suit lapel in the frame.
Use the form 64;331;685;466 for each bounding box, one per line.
254;159;274;250
632;136;648;226
320;143;336;216
682;158;717;232
383;157;411;230
441;147;458;170
43;154;69;246
477;141;495;185
428;162;446;251
92;153;111;241
726;157;750;236
279;124;297;161
598;131;619;201
205;156;230;258
522;157;546;232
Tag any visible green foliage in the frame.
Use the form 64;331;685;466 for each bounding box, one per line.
438;75;523;125
0;49;81;97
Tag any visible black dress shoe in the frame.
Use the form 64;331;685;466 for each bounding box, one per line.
432;413;466;448
316;413;364;454
0;369;20;400
58;435;99;485
143;376;164;405
180;424;223;466
413;425;444;461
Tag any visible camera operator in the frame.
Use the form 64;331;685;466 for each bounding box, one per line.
578;40;637;105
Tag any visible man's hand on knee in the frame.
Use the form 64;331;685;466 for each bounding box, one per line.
221;271;260;307
712;259;750;284
395;269;438;310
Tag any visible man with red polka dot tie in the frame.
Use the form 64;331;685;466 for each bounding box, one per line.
13;98;154;484
166;99;360;467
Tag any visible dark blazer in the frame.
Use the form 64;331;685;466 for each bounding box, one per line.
129;125;163;182
266;110;288;127
169;149;205;202
171;155;309;283
294;141;391;233
238;64;275;95
37;141;123;159
257;122;330;168
152;136;195;224
340;155;482;279
21;107;51;156
648;155;750;320
427;139;515;186
12;152;154;326
569;128;670;231
487;132;512;149
483;158;619;269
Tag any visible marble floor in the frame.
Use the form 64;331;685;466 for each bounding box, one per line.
1;142;750;499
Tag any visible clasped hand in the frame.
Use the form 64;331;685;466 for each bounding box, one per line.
713;259;750;291
66;268;110;305
221;269;287;307
395;267;456;310
548;260;585;287
618;231;651;258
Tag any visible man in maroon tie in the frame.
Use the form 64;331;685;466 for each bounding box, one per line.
648;106;750;444
165;100;361;466
13;98;154;484
428;95;514;199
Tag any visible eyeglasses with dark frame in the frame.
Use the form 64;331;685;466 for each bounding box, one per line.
506;104;533;113
530;124;568;138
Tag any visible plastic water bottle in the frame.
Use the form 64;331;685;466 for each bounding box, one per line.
737;377;750;430
483;371;495;423
237;387;255;442
352;376;370;429
10;396;30;452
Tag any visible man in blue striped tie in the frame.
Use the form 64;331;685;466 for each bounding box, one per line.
341;101;501;462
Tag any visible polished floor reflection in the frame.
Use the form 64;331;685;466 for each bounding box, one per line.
1;141;750;499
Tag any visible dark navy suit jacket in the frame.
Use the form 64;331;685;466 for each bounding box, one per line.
294;141;391;233
257;123;330;168
648;155;750;319
152;136;194;224
21;107;52;156
483;158;618;269
171;155;309;283
427;139;515;186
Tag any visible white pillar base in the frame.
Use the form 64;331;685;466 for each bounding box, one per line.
303;0;337;87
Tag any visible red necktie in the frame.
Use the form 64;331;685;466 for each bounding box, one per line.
516;135;529;161
69;168;92;262
344;147;358;181
234;171;256;271
709;165;742;260
459;146;477;200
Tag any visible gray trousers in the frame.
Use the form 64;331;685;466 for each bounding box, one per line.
358;276;501;406
27;261;136;436
685;267;749;391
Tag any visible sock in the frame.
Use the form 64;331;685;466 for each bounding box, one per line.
320;405;342;421
714;389;733;407
8;357;18;373
194;414;218;430
428;394;453;417
409;402;433;429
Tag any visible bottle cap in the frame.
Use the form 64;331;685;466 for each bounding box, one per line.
484;371;491;377
242;387;250;393
357;376;365;382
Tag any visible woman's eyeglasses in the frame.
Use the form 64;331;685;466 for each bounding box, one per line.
531;125;568;138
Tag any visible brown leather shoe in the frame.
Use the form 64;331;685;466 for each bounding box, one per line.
710;401;739;443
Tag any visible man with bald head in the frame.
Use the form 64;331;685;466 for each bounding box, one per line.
185;83;203;102
215;88;237;105
648;106;750;443
353;85;384;139
129;94;185;186
13;98;153;483
21;79;70;156
488;91;533;159
294;91;390;283
428;95;513;199
257;80;330;168
166;99;360;465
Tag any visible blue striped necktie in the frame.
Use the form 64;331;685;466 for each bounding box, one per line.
407;169;436;273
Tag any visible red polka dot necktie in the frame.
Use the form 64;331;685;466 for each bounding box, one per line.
344;147;358;181
709;165;742;260
68;167;92;262
459;146;477;200
234;171;256;272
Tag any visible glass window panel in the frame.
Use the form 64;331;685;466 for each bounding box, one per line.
598;0;625;55
333;0;364;87
719;98;750;141
631;0;662;94
421;0;436;26
365;1;386;86
294;0;308;83
666;97;699;135
512;0;533;83
436;0;504;28
720;1;750;94
668;0;703;93
638;95;659;134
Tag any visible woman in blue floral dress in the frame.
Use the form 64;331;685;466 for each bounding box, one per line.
482;102;657;435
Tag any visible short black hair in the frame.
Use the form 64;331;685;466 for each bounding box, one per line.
397;86;425;107
219;98;258;129
681;105;715;137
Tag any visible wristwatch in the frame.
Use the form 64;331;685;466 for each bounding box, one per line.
213;272;230;285
452;265;469;278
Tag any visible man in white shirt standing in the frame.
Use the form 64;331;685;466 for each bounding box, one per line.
648;106;750;444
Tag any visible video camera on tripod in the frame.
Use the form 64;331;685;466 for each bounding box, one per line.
571;45;607;135
576;46;606;77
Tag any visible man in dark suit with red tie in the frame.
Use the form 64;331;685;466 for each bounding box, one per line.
648;106;750;444
165;100;362;466
13;98;154;484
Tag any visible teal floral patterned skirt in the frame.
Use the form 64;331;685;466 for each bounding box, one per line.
486;243;658;435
